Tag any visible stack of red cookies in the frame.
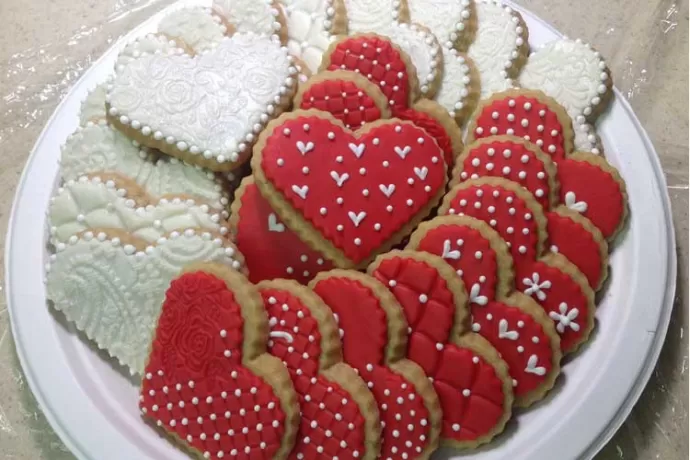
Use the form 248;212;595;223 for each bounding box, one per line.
137;33;628;460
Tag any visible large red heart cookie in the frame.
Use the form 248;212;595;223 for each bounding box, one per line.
440;178;596;353
310;270;442;458
368;251;513;448
258;279;381;460
139;263;299;460
407;215;562;407
252;110;447;269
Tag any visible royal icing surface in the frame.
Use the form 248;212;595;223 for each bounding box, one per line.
233;181;333;284
79;83;108;125
408;216;559;402
281;0;337;72
436;46;474;121
369;253;510;443
404;0;473;46
324;35;417;111
342;0;399;34
469;93;571;160
107;33;296;165
157;7;228;53
394;106;455;167
312;274;439;459
140;270;292;460
297;73;387;129
467;0;526;98
519;38;610;124
49;176;227;244
46;231;242;374
442;180;595;353
115;34;186;74
213;0;283;38
260;283;374;460
382;23;442;97
60;123;228;210
574;122;602;155
256;113;446;266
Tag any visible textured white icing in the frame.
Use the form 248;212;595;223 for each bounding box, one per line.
468;0;524;98
519;38;609;122
344;0;399;34
79;83;108;125
436;46;473;118
383;23;441;95
157;7;228;53
107;34;295;164
214;0;282;37
60;123;227;209
115;34;185;74
282;0;335;72
46;231;241;374
574;122;602;155
405;0;472;44
49;176;227;243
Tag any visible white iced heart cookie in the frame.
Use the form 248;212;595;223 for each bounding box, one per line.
115;34;189;74
214;0;287;43
79;82;110;126
280;0;346;72
60;122;228;209
106;33;298;172
46;229;243;374
435;45;479;124
401;0;476;50
382;22;443;98
519;38;612;154
467;0;529;98
49;175;229;244
340;0;400;33
157;7;232;53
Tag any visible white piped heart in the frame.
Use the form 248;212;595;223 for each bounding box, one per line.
525;354;546;376
395;145;411;159
441;239;461;260
349;143;365;158
414;166;429;180
330;171;350;187
348;211;366;227
268;213;285;232
297;141;315;155
498;319;519;340
379;184;396;198
292;185;309;199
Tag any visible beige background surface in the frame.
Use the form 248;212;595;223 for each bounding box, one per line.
0;0;687;458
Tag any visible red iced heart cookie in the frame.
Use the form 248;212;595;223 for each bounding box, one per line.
258;280;381;460
407;215;562;406
294;70;390;130
440;178;595;353
450;136;608;289
466;89;574;161
557;152;628;241
230;177;333;284
321;34;420;112
310;271;442;458
368;251;513;448
252;110;447;269
139;263;299;460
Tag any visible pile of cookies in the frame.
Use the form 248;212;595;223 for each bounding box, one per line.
45;0;629;458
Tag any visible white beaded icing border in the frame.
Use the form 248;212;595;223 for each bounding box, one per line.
114;34;187;74
399;0;473;45
392;22;443;96
477;0;528;81
46;228;241;272
105;35;299;165
439;44;473;119
49;175;230;238
323;0;339;33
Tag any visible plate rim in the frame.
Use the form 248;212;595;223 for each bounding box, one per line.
4;1;677;459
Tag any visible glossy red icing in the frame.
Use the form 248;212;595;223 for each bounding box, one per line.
395;107;454;166
298;78;383;130
371;256;508;442
140;272;287;460
472;95;569;160
260;287;368;459
259;115;446;265
557;157;625;240
312;276;435;459
326;36;413;111
234;182;332;284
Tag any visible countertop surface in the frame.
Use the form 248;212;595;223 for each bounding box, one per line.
0;0;687;458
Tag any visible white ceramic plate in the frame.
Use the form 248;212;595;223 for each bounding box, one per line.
5;1;677;459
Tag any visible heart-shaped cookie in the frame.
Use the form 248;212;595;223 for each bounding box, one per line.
407;215;562;407
106;33;298;171
46;229;243;374
400;0;476;50
139;263;299;460
368;250;513;448
252;110;447;268
258;279;381;459
49;174;229;244
310;270;442;459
